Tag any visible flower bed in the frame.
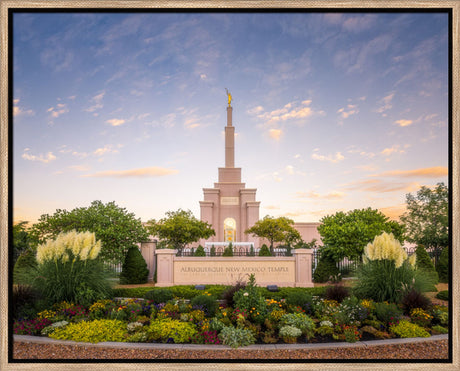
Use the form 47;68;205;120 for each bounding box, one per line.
13;280;448;349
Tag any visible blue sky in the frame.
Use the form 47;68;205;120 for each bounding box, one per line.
13;12;449;225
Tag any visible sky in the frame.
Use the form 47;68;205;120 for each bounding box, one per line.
12;11;449;225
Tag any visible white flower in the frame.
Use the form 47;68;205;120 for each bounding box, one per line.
243;292;249;297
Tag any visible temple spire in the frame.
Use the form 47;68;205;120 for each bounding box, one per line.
225;93;235;167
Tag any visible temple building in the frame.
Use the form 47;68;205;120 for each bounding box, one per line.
199;93;260;249
197;93;321;251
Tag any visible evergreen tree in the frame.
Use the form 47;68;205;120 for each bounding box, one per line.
13;248;38;285
119;246;149;284
222;243;233;257
313;248;340;283
194;245;206;256
258;244;272;256
210;245;216;257
436;246;449;283
415;245;438;291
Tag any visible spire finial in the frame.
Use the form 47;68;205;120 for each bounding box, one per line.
225;88;232;107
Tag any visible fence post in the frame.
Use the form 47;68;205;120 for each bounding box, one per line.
155;249;176;287
140;240;156;282
293;248;314;287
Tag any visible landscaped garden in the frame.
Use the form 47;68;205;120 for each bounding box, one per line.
13;230;449;349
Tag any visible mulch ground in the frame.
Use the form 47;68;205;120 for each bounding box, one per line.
12;339;449;360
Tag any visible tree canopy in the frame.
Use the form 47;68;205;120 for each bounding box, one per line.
400;182;448;253
317;207;405;261
30;200;149;265
146;209;215;255
12;221;36;264
245;215;301;252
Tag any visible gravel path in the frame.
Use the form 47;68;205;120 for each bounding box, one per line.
13;337;449;361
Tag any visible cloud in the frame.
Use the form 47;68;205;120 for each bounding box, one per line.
337;104;359;119
22;149;56;163
93;144;119;157
296;190;346;199
85;91;105;113
264;205;280;210
380;145;406;156
13;98;34;117
247;106;264;115
269;129;283;141
200;74;207;80
375;92;395;115
106;118;126;127
48;103;69;119
311;151;344;163
68;165;90;172
394;119;413;127
145;113;176;128
342;14;376;32
371;166;448;178
251;99;324;127
82;167;179;178
343;179;421;193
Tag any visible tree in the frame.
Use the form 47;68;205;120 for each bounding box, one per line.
317;208;405;262
400;183;448;257
30;201;149;265
120;246;149;284
245;216;301;254
12;221;36;265
146;209;215;255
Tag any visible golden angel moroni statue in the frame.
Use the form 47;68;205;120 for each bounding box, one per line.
225;88;232;107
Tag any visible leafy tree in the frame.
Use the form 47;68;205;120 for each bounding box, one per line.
30;201;149;265
12;221;36;265
146;209;215;256
120;246;149;284
317;208;405;262
245;216;301;254
400;183;448;257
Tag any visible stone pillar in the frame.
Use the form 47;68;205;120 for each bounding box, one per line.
140;240;156;281
155;249;176;287
225;106;234;167
293;248;314;287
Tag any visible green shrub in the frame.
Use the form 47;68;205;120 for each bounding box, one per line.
194;245;206;257
247;245;255;256
285;290;313;313
436;246;449;283
232;275;268;324
374;302;403;327
210;245;216;257
222;244;233;257
389;320;430;338
436;290;449;301
49;319;127;343
313;248;339;283
148;318;196;343
279;313;315;339
32;231;112;307
144;288;174;304
258;244;272;257
431;305;448;326
218;326;256;348
431;325;448;334
190;294;218;317
113;287;153;298
119;246;149;284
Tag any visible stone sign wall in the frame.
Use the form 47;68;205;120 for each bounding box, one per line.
155;248;314;287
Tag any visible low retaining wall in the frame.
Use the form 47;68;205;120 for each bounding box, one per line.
155;248;314;287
